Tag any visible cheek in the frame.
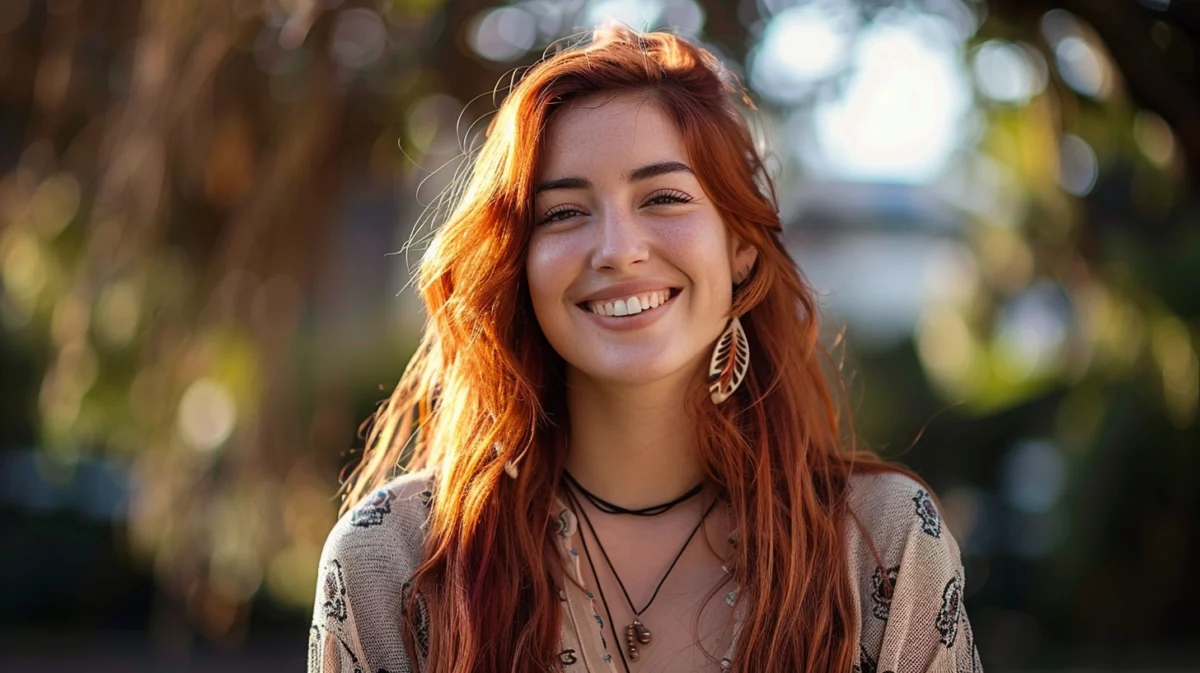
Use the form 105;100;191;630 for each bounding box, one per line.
525;236;573;311
660;219;733;287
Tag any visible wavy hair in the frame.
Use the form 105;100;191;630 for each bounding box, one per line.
341;26;911;673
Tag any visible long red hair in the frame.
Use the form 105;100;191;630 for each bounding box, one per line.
342;26;909;672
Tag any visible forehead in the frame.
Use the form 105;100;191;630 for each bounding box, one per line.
537;93;688;179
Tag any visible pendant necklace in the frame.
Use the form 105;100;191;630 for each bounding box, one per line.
564;479;718;664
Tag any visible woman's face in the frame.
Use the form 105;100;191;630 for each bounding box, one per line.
526;93;757;389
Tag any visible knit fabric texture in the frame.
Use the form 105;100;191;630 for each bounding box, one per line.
308;470;983;672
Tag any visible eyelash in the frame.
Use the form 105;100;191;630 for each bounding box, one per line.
645;189;693;206
537;190;693;225
540;204;581;225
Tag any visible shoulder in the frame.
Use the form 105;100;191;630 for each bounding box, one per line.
318;468;435;586
844;473;982;670
310;470;434;672
843;469;965;599
845;470;951;553
844;470;976;665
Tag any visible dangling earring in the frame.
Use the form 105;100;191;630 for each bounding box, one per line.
708;315;749;404
494;442;519;479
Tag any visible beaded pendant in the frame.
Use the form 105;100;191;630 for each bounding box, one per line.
624;619;652;661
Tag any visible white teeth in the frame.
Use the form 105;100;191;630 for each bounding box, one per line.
585;289;673;316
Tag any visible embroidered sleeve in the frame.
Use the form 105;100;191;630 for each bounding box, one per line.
865;487;982;673
309;554;371;673
308;476;434;673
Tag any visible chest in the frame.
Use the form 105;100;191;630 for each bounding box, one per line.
553;504;741;672
556;570;740;673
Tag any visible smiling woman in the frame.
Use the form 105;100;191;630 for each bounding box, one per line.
308;26;982;673
527;96;756;390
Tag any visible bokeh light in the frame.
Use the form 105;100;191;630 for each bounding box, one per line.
330;9;388;70
805;13;973;183
470;6;538;62
584;0;666;30
972;39;1047;104
751;3;853;103
1058;133;1098;197
177;378;238;452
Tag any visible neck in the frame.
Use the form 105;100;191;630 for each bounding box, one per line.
563;367;706;510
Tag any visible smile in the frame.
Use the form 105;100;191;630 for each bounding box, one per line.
580;288;679;317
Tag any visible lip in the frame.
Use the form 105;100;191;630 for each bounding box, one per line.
576;281;681;304
577;289;679;331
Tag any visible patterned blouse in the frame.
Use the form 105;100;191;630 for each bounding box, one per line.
308;470;983;672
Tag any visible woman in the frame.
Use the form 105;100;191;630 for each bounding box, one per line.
309;26;981;673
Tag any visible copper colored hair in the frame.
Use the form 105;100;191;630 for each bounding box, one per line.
342;25;912;672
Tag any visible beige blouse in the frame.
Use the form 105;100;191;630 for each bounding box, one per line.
308;470;982;672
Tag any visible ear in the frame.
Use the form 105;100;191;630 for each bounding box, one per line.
729;233;759;285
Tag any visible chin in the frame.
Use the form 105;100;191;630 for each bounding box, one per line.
567;351;700;389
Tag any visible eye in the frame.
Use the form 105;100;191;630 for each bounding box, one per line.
539;204;584;225
644;189;693;207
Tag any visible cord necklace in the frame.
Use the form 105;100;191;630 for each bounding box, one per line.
565;487;632;673
564;471;704;516
566;478;718;663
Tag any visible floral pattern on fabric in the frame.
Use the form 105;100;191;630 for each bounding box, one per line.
964;609;981;672
309;474;983;673
870;565;899;621
307;625;321;671
336;634;366;673
400;579;431;661
351;488;395;527
936;576;963;647
853;643;878;673
322;559;348;623
912;489;942;539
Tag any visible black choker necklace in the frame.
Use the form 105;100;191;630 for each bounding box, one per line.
563;471;705;516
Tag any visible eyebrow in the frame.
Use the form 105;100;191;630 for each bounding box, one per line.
534;161;694;195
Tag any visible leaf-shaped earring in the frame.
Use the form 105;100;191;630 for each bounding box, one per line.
708;316;749;404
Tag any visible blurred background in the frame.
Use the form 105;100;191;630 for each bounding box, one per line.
0;0;1197;670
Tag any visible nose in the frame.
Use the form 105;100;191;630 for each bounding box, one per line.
590;205;649;271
